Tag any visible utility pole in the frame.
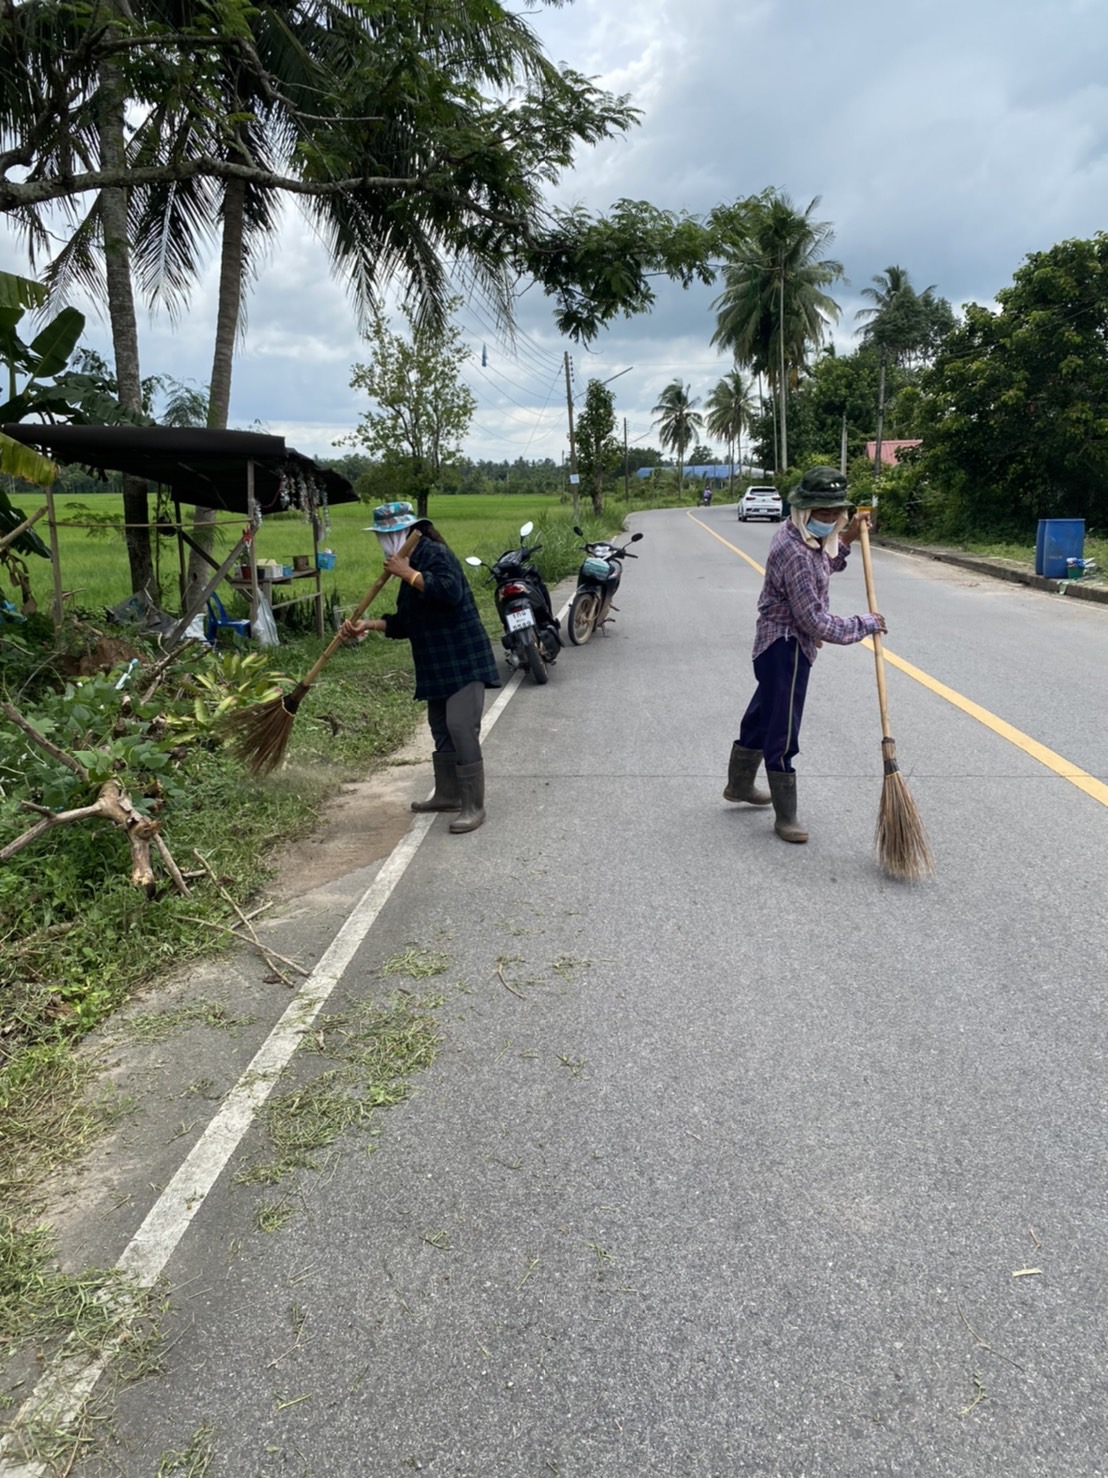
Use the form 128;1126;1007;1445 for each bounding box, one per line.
778;265;788;473
840;410;848;475
564;351;579;520
623;418;629;501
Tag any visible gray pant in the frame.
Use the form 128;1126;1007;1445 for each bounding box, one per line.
426;681;486;767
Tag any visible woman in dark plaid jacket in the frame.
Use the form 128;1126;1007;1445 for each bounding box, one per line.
340;502;501;833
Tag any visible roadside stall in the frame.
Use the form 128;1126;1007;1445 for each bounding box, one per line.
0;424;355;643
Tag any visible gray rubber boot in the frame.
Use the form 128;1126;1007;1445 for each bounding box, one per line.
767;771;808;843
723;742;772;805
411;750;461;812
449;762;486;833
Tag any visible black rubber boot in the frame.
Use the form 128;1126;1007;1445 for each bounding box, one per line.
411;751;461;813
449;762;486;833
767;771;808;843
723;742;772;805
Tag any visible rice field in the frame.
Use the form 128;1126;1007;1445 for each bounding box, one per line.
7;489;625;620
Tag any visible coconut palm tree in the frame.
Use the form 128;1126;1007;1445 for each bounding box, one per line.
652;380;703;494
129;0;567;590
711;192;843;473
855;265;936;472
6;0;622;591
705;369;756;500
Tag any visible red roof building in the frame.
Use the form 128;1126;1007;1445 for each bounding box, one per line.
865;439;921;466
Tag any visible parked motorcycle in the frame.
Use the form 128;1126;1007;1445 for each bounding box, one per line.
567;527;644;646
466;522;561;685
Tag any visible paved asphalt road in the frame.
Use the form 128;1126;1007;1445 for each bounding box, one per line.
61;507;1108;1476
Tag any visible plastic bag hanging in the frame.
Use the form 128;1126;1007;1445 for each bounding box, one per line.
254;592;279;647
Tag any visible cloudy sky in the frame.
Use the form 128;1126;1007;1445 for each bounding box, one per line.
8;0;1108;465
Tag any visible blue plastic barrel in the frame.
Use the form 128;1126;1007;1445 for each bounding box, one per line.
1035;519;1085;578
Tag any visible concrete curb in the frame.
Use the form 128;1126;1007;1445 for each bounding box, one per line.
873;537;1108;606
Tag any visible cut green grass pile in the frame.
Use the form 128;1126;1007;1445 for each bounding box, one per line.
234;989;442;1208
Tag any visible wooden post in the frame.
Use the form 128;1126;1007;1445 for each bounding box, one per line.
310;485;324;638
45;482;65;627
246;459;260;623
174;497;187;607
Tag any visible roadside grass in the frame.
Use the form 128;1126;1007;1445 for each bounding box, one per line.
881;529;1108;577
0;1218;167;1476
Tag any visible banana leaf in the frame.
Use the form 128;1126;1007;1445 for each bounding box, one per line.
0;429;57;491
27;306;86;379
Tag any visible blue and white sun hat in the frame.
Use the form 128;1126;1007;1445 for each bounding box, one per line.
364;501;419;534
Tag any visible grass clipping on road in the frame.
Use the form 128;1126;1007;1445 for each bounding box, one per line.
1;974;443;1472
236;973;443;1229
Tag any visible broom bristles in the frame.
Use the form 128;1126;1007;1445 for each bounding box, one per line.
875;761;934;881
220;684;309;777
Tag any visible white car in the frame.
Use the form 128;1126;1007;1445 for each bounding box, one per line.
738;485;783;522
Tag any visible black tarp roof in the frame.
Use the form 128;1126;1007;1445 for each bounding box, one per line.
2;424;356;515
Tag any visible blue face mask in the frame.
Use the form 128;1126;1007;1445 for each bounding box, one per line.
807;516;837;539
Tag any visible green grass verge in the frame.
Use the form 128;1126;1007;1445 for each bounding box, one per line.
881;530;1108;579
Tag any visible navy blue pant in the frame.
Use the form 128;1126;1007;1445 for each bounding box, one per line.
738;637;812;773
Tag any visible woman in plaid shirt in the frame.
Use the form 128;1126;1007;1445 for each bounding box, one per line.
724;467;886;844
341;502;501;834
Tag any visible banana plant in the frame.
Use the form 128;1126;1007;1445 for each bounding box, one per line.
0;270;63;499
1;269;141;578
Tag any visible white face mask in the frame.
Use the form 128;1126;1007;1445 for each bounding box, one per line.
376;530;408;557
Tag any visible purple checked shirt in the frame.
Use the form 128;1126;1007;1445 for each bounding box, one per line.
752;520;881;665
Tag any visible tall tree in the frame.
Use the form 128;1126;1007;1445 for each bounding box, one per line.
711;192;843;472
917;234;1108;533
341;303;475;520
651;380;703;492
705;369;756;499
575;378;619;515
1;2;743;342
855;265;935;473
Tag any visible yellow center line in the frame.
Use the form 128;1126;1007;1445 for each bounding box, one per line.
687;510;1108;807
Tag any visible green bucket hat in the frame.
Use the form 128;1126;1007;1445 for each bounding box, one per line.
788;466;851;509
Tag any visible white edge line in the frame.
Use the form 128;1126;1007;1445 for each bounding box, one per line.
0;640;537;1474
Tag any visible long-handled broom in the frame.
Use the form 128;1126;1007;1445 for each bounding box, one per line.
222;529;421;776
856;517;934;880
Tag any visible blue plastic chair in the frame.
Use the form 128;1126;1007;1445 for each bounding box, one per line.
205;593;251;644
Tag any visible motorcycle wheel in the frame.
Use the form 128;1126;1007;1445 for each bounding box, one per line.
568;590;599;646
521;627;549;684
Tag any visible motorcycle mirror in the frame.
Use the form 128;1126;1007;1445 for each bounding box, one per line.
573;526;584;537
519;521;534;538
631;532;644;542
465;556;483;567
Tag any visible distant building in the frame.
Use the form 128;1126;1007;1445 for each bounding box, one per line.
636;464;741;481
865;439;921;466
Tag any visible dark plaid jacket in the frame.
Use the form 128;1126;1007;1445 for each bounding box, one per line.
383;540;501;701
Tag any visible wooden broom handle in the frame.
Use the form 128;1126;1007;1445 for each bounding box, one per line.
299;529;421;688
856;517;893;740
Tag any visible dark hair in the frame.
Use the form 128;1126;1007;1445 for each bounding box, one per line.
415;519;447;545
